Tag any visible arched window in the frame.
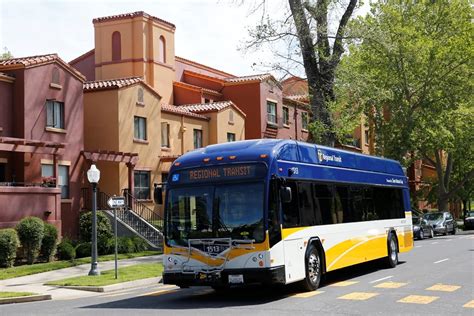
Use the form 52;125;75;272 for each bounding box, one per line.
51;67;60;84
229;110;234;123
137;87;144;103
158;36;166;63
112;31;121;61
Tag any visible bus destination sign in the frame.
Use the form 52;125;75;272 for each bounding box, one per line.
171;164;266;184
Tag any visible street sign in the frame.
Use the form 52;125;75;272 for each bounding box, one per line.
107;196;125;209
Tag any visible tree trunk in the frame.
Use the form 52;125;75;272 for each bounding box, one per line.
437;192;449;212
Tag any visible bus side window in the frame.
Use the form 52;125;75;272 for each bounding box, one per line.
298;182;318;226
282;181;299;228
268;179;281;247
314;184;334;225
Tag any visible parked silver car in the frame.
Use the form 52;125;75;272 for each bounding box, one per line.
423;212;457;235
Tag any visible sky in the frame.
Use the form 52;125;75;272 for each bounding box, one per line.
0;0;279;76
0;0;370;77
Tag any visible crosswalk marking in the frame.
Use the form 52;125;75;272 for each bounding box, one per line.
398;295;439;304
463;300;474;308
426;284;461;292
338;292;379;301
291;290;325;298
374;282;407;289
329;281;359;287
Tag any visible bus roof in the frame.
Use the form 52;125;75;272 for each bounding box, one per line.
172;139;405;177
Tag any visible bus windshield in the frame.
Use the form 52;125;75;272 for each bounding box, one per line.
165;182;265;246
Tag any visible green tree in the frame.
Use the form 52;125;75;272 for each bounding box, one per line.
338;1;474;211
244;0;359;145
1;47;13;60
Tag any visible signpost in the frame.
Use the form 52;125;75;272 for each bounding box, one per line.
107;196;126;279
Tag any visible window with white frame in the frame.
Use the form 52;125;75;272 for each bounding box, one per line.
301;112;309;130
161;122;170;148
283;106;289;125
134;170;150;200
267;101;277;124
41;164;69;198
193;129;202;149
134;116;147;141
46;100;64;129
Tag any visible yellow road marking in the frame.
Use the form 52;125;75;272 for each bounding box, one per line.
463;300;474;308
426;284;461;292
291;290;325;298
338;292;379;301
398;295;439;304
142;289;179;297
329;281;359;287
374;282;407;289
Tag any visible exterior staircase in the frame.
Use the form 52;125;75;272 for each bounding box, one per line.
263;124;278;138
81;188;163;251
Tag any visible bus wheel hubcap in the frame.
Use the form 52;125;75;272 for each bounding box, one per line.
390;239;397;262
308;253;320;283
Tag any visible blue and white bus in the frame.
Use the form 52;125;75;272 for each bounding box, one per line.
158;139;413;290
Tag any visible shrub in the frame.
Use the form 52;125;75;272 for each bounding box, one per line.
117;237;134;254
57;240;76;260
131;236;149;252
75;242;92;259
0;229;19;267
40;223;58;262
16;217;44;264
79;211;113;255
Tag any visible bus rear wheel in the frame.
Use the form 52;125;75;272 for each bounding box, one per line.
300;245;322;291
385;233;398;268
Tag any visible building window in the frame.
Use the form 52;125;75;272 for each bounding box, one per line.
365;130;370;145
267;101;277;124
41;164;69;199
193;129;202;149
134;116;147;141
227;133;236;142
301;112;309;130
161;172;169;183
137;88;144;104
204;98;210;103
112;31;121;61
282;107;289;125
161;122;170;148
158;35;166;63
134;170;150;200
51;68;60;84
46;100;64;129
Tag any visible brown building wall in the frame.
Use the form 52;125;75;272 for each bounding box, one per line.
222;83;261;139
175;58;232;82
173;85;202;105
0;79;13;137
70;51;95;81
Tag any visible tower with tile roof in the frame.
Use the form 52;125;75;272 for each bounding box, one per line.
93;11;176;104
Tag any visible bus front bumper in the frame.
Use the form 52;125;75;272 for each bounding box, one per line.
163;266;286;287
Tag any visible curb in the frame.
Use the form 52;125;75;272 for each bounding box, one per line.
0;294;52;305
52;276;162;293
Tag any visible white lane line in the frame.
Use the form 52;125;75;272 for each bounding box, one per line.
415;246;422;248
445;239;453;242
431;242;439;244
434;258;450;264
369;276;393;284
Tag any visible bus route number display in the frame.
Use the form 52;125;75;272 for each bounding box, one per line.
171;164;266;183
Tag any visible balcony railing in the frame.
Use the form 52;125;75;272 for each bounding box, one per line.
0;181;56;188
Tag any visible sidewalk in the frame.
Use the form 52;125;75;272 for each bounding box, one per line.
0;255;162;300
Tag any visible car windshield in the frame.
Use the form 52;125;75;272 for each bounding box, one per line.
467;211;474;217
165;182;265;246
424;213;444;221
412;217;421;225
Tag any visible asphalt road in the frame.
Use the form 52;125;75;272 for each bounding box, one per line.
2;232;473;316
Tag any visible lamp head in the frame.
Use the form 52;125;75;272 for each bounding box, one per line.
87;164;100;184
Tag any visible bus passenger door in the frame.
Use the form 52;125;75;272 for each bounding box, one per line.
281;181;306;283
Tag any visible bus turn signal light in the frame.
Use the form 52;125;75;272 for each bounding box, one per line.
174;162;181;166
216;156;223;161
203;158;210;163
229;156;236;160
260;154;268;158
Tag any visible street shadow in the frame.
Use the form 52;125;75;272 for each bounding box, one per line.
81;260;398;310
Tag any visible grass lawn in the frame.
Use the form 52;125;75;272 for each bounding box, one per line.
0;251;159;281
46;263;163;287
0;292;36;298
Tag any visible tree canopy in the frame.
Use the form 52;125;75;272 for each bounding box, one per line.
338;0;473;210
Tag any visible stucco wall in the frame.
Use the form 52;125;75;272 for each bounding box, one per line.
206;108;245;144
0;79;13;137
70;52;95;81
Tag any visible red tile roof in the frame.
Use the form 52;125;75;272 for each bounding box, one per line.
93;11;175;29
177;100;246;117
173;81;222;96
175;56;235;78
161;104;209;120
283;95;310;110
0;53;85;81
224;73;282;89
284;94;309;102
84;77;142;91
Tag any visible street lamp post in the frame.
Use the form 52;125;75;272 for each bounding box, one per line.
87;164;101;276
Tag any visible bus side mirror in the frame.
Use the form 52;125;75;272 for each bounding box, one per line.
280;186;292;203
154;185;163;205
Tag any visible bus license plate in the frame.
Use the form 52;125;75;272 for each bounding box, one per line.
228;274;244;284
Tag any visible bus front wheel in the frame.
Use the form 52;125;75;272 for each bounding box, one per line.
300;245;322;291
385;233;398;268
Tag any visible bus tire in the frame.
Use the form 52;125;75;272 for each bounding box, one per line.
300;245;322;291
385;233;398;268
